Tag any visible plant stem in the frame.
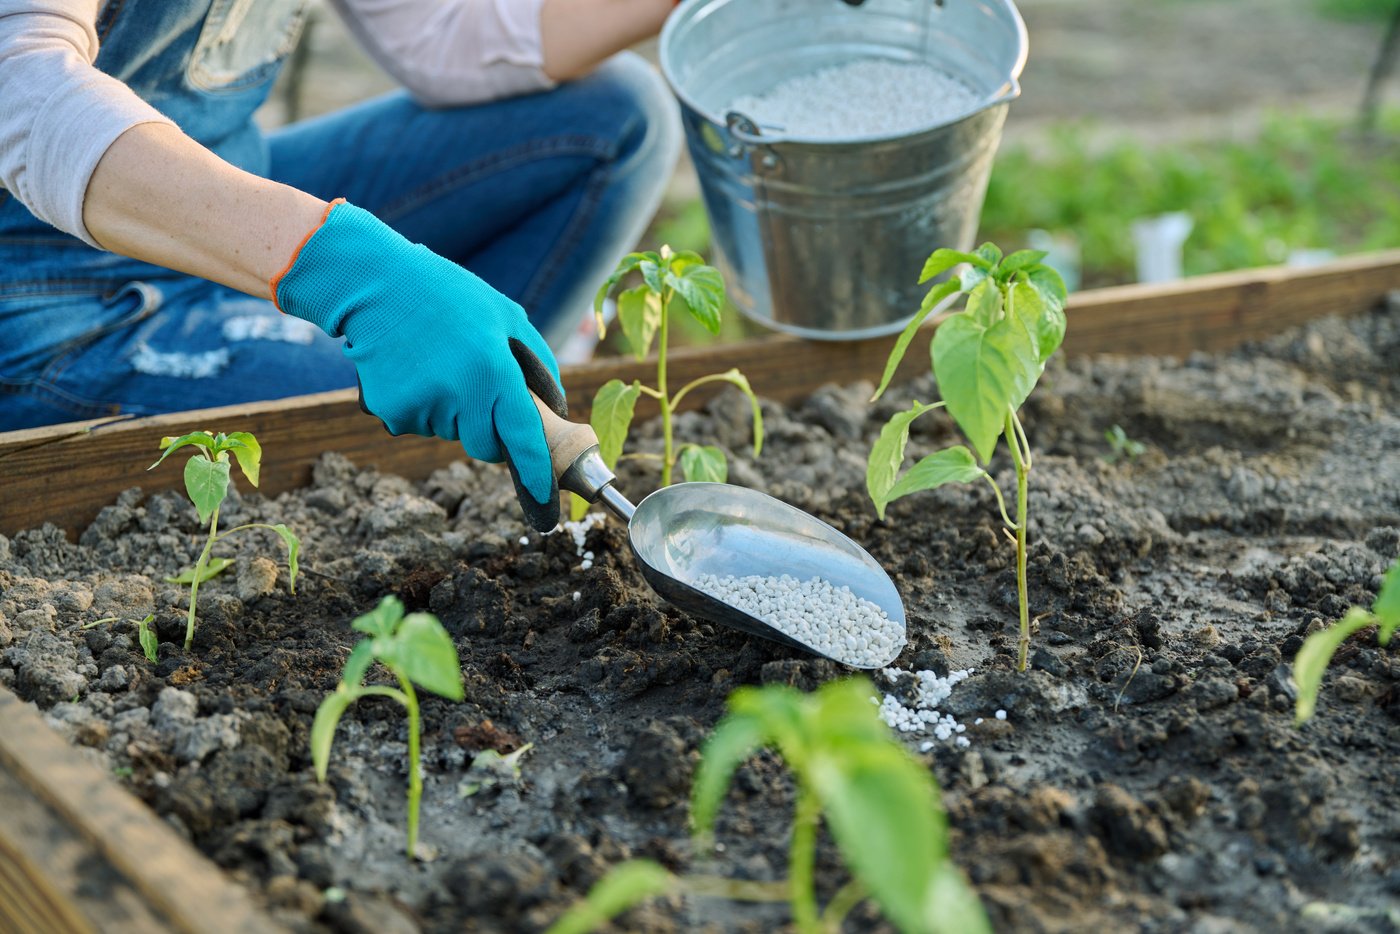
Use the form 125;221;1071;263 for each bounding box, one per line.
1004;412;1030;672
821;879;868;933
212;521;276;542
394;670;423;859
670;371;732;411
980;472;1017;530
184;505;220;652
790;786;821;934
681;876;789;902
659;289;674;486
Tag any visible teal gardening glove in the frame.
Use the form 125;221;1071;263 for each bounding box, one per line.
273;200;566;531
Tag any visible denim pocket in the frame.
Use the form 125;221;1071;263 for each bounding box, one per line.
0;282;161;423
187;0;311;93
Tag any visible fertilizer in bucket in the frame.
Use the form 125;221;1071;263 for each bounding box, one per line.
660;0;1028;340
728;59;982;140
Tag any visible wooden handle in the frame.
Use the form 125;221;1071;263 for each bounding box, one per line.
532;392;599;479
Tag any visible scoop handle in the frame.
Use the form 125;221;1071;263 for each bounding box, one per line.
531;391;599;479
527;390;638;521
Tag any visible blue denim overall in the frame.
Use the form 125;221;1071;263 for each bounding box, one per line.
0;0;679;430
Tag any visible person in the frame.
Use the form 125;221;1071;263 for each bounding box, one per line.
0;0;683;530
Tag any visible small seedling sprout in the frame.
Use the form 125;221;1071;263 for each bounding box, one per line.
1103;424;1146;463
150;431;299;651
867;243;1067;671
311;595;464;858
546;678;988;934
575;246;762;519
82;614;158;662
1293;555;1399;725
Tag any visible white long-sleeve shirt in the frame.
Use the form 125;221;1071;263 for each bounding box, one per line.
0;0;551;247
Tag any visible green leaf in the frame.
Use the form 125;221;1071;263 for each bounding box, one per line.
998;249;1049;276
811;742;949;934
925;864;994;934
669;263;725;334
1373;557;1400;645
393;612;464;701
149;431;216;471
266;524;301;594
690;713;765;838
871;278;960;402
666;249;706;273
184;455;230;524
310;688;355;782
136;615;158;663
931;312;1039;463
164;556;234;585
1293;607;1375;725
963;278;1002;325
959;264;991;293
341;638;375;688
352;595;402;639
679;445;727;483
809;677;890;749
727;685;810;771
1025;263;1069;311
225;431;262;487
640;258;665;295
568;493;591;523
590;379;641;468
1011;280;1066;364
616;286;662;360
866;402;941;518
592;252;656;337
974;242;1003;267
884;446;985;507
918;248;986;284
543;860;676;934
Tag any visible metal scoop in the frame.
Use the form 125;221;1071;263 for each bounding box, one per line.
533;396;906;668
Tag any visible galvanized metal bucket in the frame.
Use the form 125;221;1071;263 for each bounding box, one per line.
659;0;1028;340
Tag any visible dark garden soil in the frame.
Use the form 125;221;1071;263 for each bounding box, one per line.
2;301;1399;934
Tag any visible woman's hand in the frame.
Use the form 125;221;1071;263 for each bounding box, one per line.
274;201;568;531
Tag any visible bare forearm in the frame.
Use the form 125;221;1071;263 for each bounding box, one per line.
82;122;327;299
539;0;673;80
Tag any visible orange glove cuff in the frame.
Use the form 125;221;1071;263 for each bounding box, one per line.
269;197;345;311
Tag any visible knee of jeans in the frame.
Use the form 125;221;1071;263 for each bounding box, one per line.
587;52;682;180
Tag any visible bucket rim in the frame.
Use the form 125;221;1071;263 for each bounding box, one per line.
659;0;1029;148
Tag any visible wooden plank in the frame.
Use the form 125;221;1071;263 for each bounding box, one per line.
0;690;279;934
1;250;1397;538
1060;249;1400;357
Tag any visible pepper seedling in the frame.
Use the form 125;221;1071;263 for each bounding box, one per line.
1293;555;1399;725
311;595;464;858
545;678;988;934
1103;424;1146;463
867;243;1067;671
575;246;763;520
81;614;158;662
150;431;299;652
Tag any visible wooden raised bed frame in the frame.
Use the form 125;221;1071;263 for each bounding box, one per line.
0;250;1397;932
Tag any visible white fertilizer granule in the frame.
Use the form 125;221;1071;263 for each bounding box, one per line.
551;512;606;557
691;572;903;667
727;58;982;140
876;667;973;748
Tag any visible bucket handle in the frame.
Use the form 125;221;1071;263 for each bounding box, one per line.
725;111;788;149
